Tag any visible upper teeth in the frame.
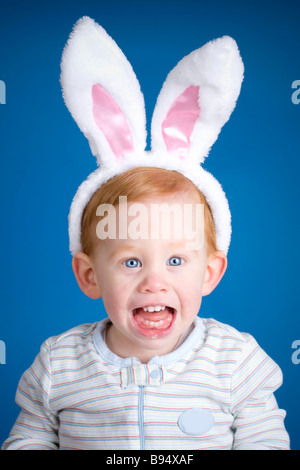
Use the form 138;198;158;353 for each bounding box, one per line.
143;305;166;312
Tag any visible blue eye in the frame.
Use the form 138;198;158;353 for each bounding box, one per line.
124;258;141;268
168;256;184;266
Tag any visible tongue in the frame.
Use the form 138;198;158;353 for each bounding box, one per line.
134;307;173;329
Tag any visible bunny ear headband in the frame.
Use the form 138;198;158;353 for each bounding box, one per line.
60;16;244;256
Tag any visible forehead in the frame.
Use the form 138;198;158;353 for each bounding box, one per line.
95;192;204;251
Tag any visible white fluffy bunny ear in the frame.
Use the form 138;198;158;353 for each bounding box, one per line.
151;36;244;164
60;16;147;168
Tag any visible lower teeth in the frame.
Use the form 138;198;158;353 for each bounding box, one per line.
143;319;170;329
134;309;173;329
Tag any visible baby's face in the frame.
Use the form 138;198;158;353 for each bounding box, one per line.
90;192;210;362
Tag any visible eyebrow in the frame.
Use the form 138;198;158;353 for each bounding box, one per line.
107;240;198;261
167;240;202;255
167;241;188;248
108;244;136;260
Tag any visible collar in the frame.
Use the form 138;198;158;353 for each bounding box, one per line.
92;316;205;367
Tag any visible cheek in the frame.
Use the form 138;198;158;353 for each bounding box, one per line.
100;275;133;311
182;286;203;308
177;271;204;309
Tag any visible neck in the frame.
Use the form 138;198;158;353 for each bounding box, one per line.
105;323;182;364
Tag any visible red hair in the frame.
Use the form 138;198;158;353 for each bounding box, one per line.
81;166;217;256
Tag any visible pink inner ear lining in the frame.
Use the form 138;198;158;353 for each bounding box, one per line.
92;83;134;160
161;85;200;159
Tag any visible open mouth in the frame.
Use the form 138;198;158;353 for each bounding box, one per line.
131;305;176;337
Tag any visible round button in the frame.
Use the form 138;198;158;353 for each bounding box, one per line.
178;408;214;436
150;369;161;379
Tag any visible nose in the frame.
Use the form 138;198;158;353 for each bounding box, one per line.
137;271;170;294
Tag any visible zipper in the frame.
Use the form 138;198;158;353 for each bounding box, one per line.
138;386;145;450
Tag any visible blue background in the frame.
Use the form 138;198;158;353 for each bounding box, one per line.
0;0;299;450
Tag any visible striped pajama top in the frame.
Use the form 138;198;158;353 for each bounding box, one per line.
2;317;290;450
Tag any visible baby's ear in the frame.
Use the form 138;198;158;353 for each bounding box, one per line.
72;252;101;299
202;251;227;296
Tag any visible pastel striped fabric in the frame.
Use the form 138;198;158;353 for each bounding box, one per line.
2;317;290;450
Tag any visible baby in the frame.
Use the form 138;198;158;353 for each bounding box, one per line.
2;17;290;450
